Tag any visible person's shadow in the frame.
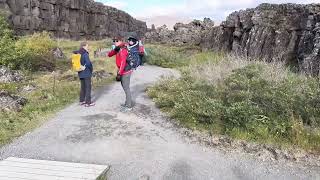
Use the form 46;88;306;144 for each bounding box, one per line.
91;84;112;102
131;83;150;102
91;82;150;103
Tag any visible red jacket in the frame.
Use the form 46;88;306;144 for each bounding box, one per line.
108;44;133;76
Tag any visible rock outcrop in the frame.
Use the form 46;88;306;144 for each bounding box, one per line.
0;90;27;112
201;3;320;75
52;47;65;59
20;84;37;93
145;18;215;45
0;66;23;83
0;0;147;40
92;70;112;80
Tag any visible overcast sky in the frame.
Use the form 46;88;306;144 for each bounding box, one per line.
96;0;320;28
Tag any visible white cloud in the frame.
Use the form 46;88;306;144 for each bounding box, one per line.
103;1;128;9
135;0;256;18
141;15;192;29
134;0;255;28
99;0;320;29
136;0;320;29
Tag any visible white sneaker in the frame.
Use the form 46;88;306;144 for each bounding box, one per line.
120;106;133;112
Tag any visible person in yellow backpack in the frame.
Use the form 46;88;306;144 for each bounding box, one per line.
73;42;95;107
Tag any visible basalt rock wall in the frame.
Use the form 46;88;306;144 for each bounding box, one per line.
0;0;147;40
201;3;320;75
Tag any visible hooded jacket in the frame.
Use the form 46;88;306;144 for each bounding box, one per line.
108;43;133;76
74;48;93;79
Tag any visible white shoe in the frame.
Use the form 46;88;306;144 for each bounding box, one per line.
120;106;133;112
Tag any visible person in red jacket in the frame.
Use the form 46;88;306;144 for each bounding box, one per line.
108;37;133;111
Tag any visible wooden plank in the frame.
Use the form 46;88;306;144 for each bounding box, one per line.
0;161;103;174
4;157;108;170
0;157;110;180
0;177;35;180
0;166;98;179
0;171;80;180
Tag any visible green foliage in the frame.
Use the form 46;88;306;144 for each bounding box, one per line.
145;44;223;68
0;16;17;69
0;16;12;37
145;45;204;68
148;55;320;151
0;82;22;94
145;46;185;68
0;18;57;71
15;32;57;70
16;32;56;58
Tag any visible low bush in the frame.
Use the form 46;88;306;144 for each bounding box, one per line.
148;54;320;151
145;45;205;68
0;15;57;71
145;45;187;68
15;32;57;71
0;16;17;69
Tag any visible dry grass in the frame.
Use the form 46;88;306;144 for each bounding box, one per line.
187;55;293;86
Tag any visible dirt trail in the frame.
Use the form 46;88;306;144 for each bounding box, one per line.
1;65;319;180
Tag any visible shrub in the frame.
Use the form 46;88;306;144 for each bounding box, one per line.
146;45;186;68
0;16;57;71
0;16;12;37
145;44;222;69
15;32;57;71
146;45;205;68
0;16;17;69
148;53;320;151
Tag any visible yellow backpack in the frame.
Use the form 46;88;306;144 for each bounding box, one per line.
71;54;85;72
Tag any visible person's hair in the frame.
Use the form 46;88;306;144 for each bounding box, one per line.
80;42;88;49
113;36;123;41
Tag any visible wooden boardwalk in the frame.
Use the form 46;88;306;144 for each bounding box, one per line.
0;157;109;180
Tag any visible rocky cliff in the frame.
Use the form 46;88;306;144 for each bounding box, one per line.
202;3;320;75
145;18;215;46
0;0;147;40
146;3;320;75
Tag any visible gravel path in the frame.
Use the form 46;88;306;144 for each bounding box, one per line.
0;65;319;180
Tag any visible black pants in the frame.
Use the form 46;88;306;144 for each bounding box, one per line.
80;77;92;104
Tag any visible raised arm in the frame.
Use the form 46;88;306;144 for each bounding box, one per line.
107;46;120;57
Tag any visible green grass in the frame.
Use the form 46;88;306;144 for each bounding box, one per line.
145;44;205;68
0;39;117;145
57;39;111;57
147;47;320;153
